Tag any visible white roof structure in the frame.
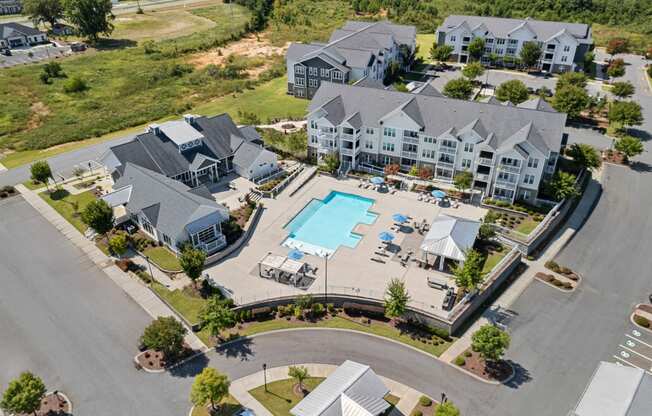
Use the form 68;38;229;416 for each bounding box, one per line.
158;120;204;147
420;214;481;262
571;361;652;416
291;361;390;416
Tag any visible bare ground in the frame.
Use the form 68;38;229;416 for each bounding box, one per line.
27;101;50;130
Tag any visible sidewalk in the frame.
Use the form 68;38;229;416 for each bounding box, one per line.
15;184;207;352
228;364;426;416
440;171;603;363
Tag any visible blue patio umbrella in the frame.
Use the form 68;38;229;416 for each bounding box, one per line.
431;190;447;199
392;213;408;224
370;176;384;185
287;248;304;260
378;231;395;242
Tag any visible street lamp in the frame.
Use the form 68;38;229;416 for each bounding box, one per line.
263;363;268;392
145;255;154;284
322;251;329;304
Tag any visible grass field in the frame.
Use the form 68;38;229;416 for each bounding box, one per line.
482;249;508;275
416;33;435;61
151;282;205;325
38;189;96;232
112;8;217;42
249;378;324;416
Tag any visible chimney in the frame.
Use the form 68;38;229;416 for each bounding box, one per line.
148;123;160;135
183;114;196;125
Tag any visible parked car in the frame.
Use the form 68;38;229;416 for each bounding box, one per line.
1;49;11;56
527;87;536;94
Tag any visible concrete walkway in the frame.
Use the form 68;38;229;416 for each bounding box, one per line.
15;184;207;352
228;363;427;416
440;170;603;363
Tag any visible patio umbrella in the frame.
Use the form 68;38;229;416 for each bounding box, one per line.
378;231;395;242
431;190;447;199
370;176;384;185
392;213;408;224
287;248;304;261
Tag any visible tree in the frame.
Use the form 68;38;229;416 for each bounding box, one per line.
494;79;528;104
384;278;410;320
610;81;635;99
108;232;128;257
1;372;46;416
453;171;473;193
190;367;230;412
566;143;601;171
442;78;473;100
582;51;595;72
607;58;625;79
519;41;542;69
471;324;510;362
24;0;63;28
322;152;340;174
614;136;644;162
546;171;579;201
81;199;114;235
556;72;587;90
288;365;310;392
606;38;629;56
429;44;452;63
608;101;643;128
478;223;495;241
452;249;484;292
552;85;589;119
140;316;187;359
384;163;400;176
30;160;52;189
435;401;460;416
63;0;114;43
418;166;433;180
462;61;484;82
179;247;206;285
199;296;235;339
467;37;485;61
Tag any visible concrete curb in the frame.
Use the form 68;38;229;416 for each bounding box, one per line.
450;360;517;386
135;348;208;374
534;275;577;293
643;66;652;93
630;305;652;334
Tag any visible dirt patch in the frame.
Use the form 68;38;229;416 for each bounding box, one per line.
27;101;50;130
187;33;289;72
456;350;513;382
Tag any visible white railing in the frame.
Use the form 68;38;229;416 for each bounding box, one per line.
498;164;521;174
318;131;335;140
402;150;418;159
439;146;457;155
199;235;227;254
475;173;490;182
403;136;419;145
494;179;517;189
340;133;354;141
437;159;455;168
340;148;355;156
478;157;494;166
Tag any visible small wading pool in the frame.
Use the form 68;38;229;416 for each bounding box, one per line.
283;191;378;256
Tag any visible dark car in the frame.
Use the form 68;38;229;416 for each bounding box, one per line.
1;49;11;56
543;72;552;79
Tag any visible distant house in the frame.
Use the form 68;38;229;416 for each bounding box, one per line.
0;22;48;49
286;21;416;99
435;15;593;72
0;0;22;16
102;163;230;255
290;361;391;416
101;113;278;187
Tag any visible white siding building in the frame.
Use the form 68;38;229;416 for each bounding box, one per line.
307;82;567;203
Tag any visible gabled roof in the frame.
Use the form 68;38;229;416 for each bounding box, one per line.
412;82;443;97
420;214;481;261
517;97;556;112
103;163;229;239
0;22;44;39
232;140;276;172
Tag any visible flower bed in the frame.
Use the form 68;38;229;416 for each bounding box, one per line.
135;344;197;371
454;349;513;382
544;260;580;281
37;392;72;415
535;272;574;291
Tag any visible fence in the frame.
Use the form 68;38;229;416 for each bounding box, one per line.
204;204;264;266
252;168;285;186
257;164;304;199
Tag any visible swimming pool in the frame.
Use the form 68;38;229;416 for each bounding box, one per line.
283;191;378;256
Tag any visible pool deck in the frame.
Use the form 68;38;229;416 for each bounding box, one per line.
205;175;487;317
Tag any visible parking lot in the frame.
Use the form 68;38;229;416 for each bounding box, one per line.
0;44;71;68
613;324;652;374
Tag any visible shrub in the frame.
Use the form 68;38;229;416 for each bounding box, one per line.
419;396;432;407
560;266;572;275
562;282;573;290
545;260;560;273
634;315;650;328
311;302;325;317
63;76;88;93
294;305;303;319
327;303;335;314
552;279;563;287
412;411;423;416
464;350;472;357
135;270;152;284
454;356;466;366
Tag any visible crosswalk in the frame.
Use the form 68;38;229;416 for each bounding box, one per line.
613;326;652;375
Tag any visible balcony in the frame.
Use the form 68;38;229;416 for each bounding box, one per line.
318;131;335;140
340;147;356;157
403;135;419;145
198;234;227;254
439;146;457;155
401;150;418;159
475;173;490;182
494;179;517;189
478;157;494;166
341;132;355;141
498;164;521;174
437;159;455;168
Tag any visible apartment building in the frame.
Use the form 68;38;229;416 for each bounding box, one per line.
286;20;416;99
435;15;593;73
307;82;567;203
0;0;21;15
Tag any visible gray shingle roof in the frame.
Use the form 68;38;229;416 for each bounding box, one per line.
232;140;275;172
517;97;556;112
309;82;566;154
438;15;591;43
0;22;44;39
109;163;228;240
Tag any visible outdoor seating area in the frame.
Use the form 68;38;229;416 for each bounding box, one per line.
357;176;398;194
417;189;460;208
258;252;316;289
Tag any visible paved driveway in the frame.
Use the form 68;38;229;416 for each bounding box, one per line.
0;45;70;68
0;196;193;416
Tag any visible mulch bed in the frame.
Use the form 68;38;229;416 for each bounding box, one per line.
136;345;197;371
638;304;652;314
458;350;513;382
410;399;435;416
535;272;574;291
602;149;627;165
32;392;71;415
0;185;18;199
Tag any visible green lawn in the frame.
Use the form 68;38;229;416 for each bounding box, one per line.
249;378;324;416
190;394;241;416
22;179;47;190
151;282;206;325
514;217;540;235
416;33;435;62
227;316;452;357
38;189;97;233
481;249;508;275
144;246;182;271
193;77;308;124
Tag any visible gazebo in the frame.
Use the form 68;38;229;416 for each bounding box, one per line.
259;253;307;286
420;214;481;271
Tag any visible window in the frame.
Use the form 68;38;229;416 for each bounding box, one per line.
402;143;417;153
496;38;505;45
528;158;539;168
461;159;471;168
464;143;474;152
332;71;343;80
423;136;435;144
422;149;435;159
462;36;471;43
308;78;318;88
366;127;375;135
508;39;518;45
309;67;317;76
197;226;216;243
485;38;494;44
547;44;556;50
162;234;172;246
441;139;456;149
382;142;395;152
295;77;305;87
484;47;492;53
561;56;568;63
496;48;504;55
545;53;554;60
320;68;329;77
439;154;455;164
296;88;305;97
522;190;531;200
365;140;373;149
403;130;419;138
310;120;317;129
563;45;571;52
450;35;456;42
310;135;318;144
141;219;153;235
506;47;517;55
523;174;535;185
296;66;305;75
383;127;396;138
381;155;392;164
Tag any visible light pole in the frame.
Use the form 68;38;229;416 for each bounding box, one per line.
263;363;268;392
323;252;329;304
145;255;154;283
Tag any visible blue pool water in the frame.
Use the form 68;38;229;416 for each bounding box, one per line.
284;191;378;255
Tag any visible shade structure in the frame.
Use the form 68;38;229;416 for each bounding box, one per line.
431;190;447;199
392;213;408;223
288;248;304;260
370;176;384;185
378;231;395;242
